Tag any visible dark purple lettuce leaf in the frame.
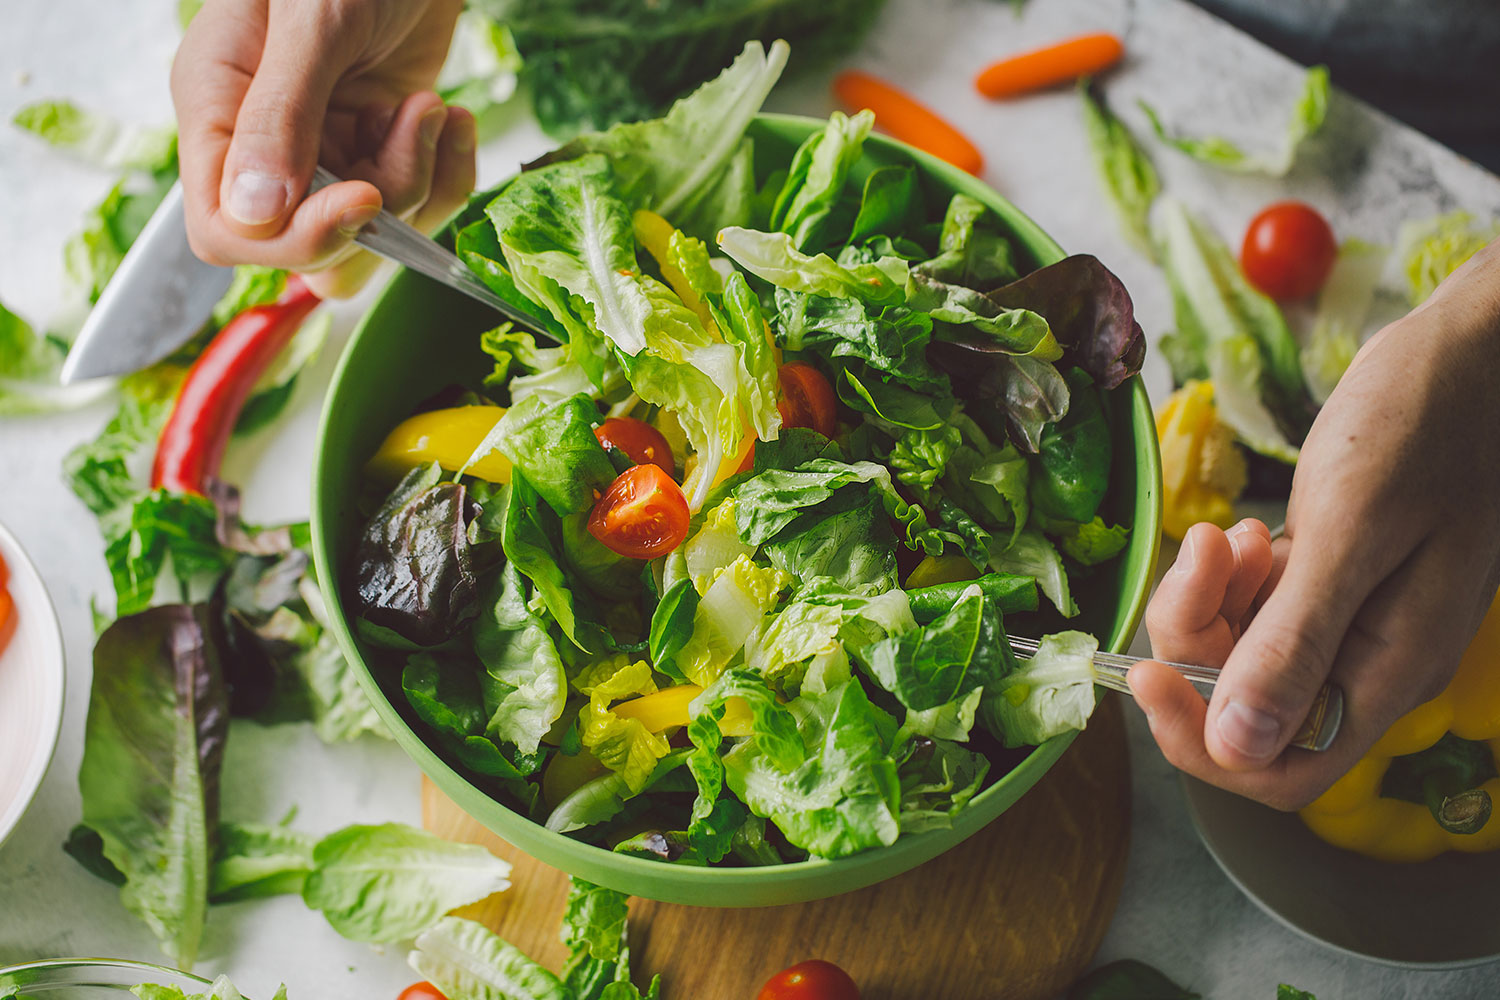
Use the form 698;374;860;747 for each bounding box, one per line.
931;347;1070;453
354;464;478;647
985;254;1145;390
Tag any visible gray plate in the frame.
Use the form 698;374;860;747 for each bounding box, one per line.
1183;776;1500;968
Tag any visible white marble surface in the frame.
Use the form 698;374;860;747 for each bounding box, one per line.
2;0;1499;997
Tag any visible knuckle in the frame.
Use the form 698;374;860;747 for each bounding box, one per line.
1244;619;1336;698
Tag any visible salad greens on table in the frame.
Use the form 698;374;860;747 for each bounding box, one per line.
349;39;1146;867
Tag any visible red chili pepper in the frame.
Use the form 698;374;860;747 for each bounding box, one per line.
151;275;321;495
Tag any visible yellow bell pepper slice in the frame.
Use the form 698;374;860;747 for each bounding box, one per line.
904;553;982;590
633;209;719;334
366;406;512;484
611;684;754;738
542;748;610;808
1155;381;1247;541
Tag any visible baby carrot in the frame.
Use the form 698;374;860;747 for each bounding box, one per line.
0;554;11;636
833;70;984;176
975;32;1124;99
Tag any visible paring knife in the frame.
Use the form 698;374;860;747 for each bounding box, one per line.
61;166;551;383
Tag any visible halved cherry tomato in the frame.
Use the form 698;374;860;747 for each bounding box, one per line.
757;959;861;1000
595;417;675;476
397;983;448;1000
777;362;838;439
1240;201;1337;301
587;464;691;559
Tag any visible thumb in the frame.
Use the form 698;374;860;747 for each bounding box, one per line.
1204;531;1373;770
218;5;349;235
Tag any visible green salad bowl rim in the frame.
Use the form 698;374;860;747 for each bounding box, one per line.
312;112;1163;906
0;958;213;994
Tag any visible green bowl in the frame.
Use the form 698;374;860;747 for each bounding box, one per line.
312;113;1162;906
0;959;212;997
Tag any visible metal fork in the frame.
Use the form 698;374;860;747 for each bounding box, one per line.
1007;636;1344;752
307;166;559;342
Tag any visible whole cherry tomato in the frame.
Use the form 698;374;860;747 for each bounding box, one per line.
1239;200;1337;301
756;959;861;1000
777;362;838;439
397;983;448;1000
587;464;691;559
595;417;675;476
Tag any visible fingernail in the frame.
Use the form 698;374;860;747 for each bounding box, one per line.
338;203;380;235
1217;700;1282;760
419;107;447;149
1226;521;1250;542
225;170;289;225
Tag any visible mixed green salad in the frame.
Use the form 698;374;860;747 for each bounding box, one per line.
349;40;1147;865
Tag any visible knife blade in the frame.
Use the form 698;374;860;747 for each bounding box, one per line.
59;181;236;384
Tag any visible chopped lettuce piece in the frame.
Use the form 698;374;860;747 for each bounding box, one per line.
988;528;1077;618
675;555;790;687
1302;239;1386;404
861;585;1014;712
982;630;1098;748
913;193;1018;289
897;736;990;834
771;109;874;251
12;99;176;171
579;658;672;793
410;917;569;1000
1397;211;1498;306
437;10;522;121
474;565;568;756
1141;65;1329;177
717;227;908;307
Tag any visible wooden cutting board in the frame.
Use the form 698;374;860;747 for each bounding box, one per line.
424;693;1130;1000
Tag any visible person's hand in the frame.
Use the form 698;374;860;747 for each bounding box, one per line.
1130;240;1500;809
170;0;474;298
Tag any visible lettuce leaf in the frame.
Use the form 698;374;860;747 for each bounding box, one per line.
1141;65;1329;177
403;654;545;786
526;39;789;231
896;737;990;834
770;109;874;251
717;227;909;306
79;605;228;969
861;585;1014;712
12;99;176;171
209;820;317;904
982;630;1098;747
579;658;672;793
1079;80;1160;257
675;555;790;687
776;289;945;391
988;528;1077;618
913;193;1018;289
303;824;512;943
1303;238;1386;405
410;917;569;1000
1156;199;1308;462
722;678;901;858
474;564;568;756
1397;211;1498;306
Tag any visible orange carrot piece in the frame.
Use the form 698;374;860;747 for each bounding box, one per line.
833;70;984;176
975;32;1124;99
0;583;11;634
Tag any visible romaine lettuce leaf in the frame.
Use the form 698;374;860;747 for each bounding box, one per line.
896;736;990;834
579;658;672;793
1397;211;1498;306
675;555;790;687
888;424;961;488
1302;240;1386;404
771;109;874;251
474;565;568;756
1156;199;1308;462
1079;80;1160;257
1141;65;1329;177
914;193;1018;289
501;473;610;652
12;99;177;171
403;654;545;787
775;289;945;391
848;164;921;245
481;393;616;516
526;39;789;230
762;486;898;592
982;630;1098;747
861;585;1014;712
410;917;569;1000
717;227;909;306
988;528;1077;618
209;820;317;904
722;679;901;858
303;824;512;943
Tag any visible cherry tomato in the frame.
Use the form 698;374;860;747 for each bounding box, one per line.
595;417;675;476
587;464;691;559
756;959;861;1000
1239;201;1337;301
777;362;838;439
397;983;448;1000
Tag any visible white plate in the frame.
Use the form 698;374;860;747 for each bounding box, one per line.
1183;775;1500;968
0;519;66;848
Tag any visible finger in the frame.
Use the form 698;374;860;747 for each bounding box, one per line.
1221;519;1274;629
344;90;448;219
355;102;398;161
1205;511;1407;771
217;1;355;236
1145;523;1237;666
413;106;477;233
1129;660;1215;773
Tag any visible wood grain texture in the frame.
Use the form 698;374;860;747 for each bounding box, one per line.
425;693;1131;1000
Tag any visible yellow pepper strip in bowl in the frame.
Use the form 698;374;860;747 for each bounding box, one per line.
365;405;512;484
904;553;982;590
612;684;755;738
1300;588;1500;861
1155;380;1248;541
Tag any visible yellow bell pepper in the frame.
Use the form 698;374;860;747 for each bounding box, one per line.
365;406;512;484
904;553;982;590
1300;588;1500;861
633;209;720;334
611;684;754;738
1155;380;1247;541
